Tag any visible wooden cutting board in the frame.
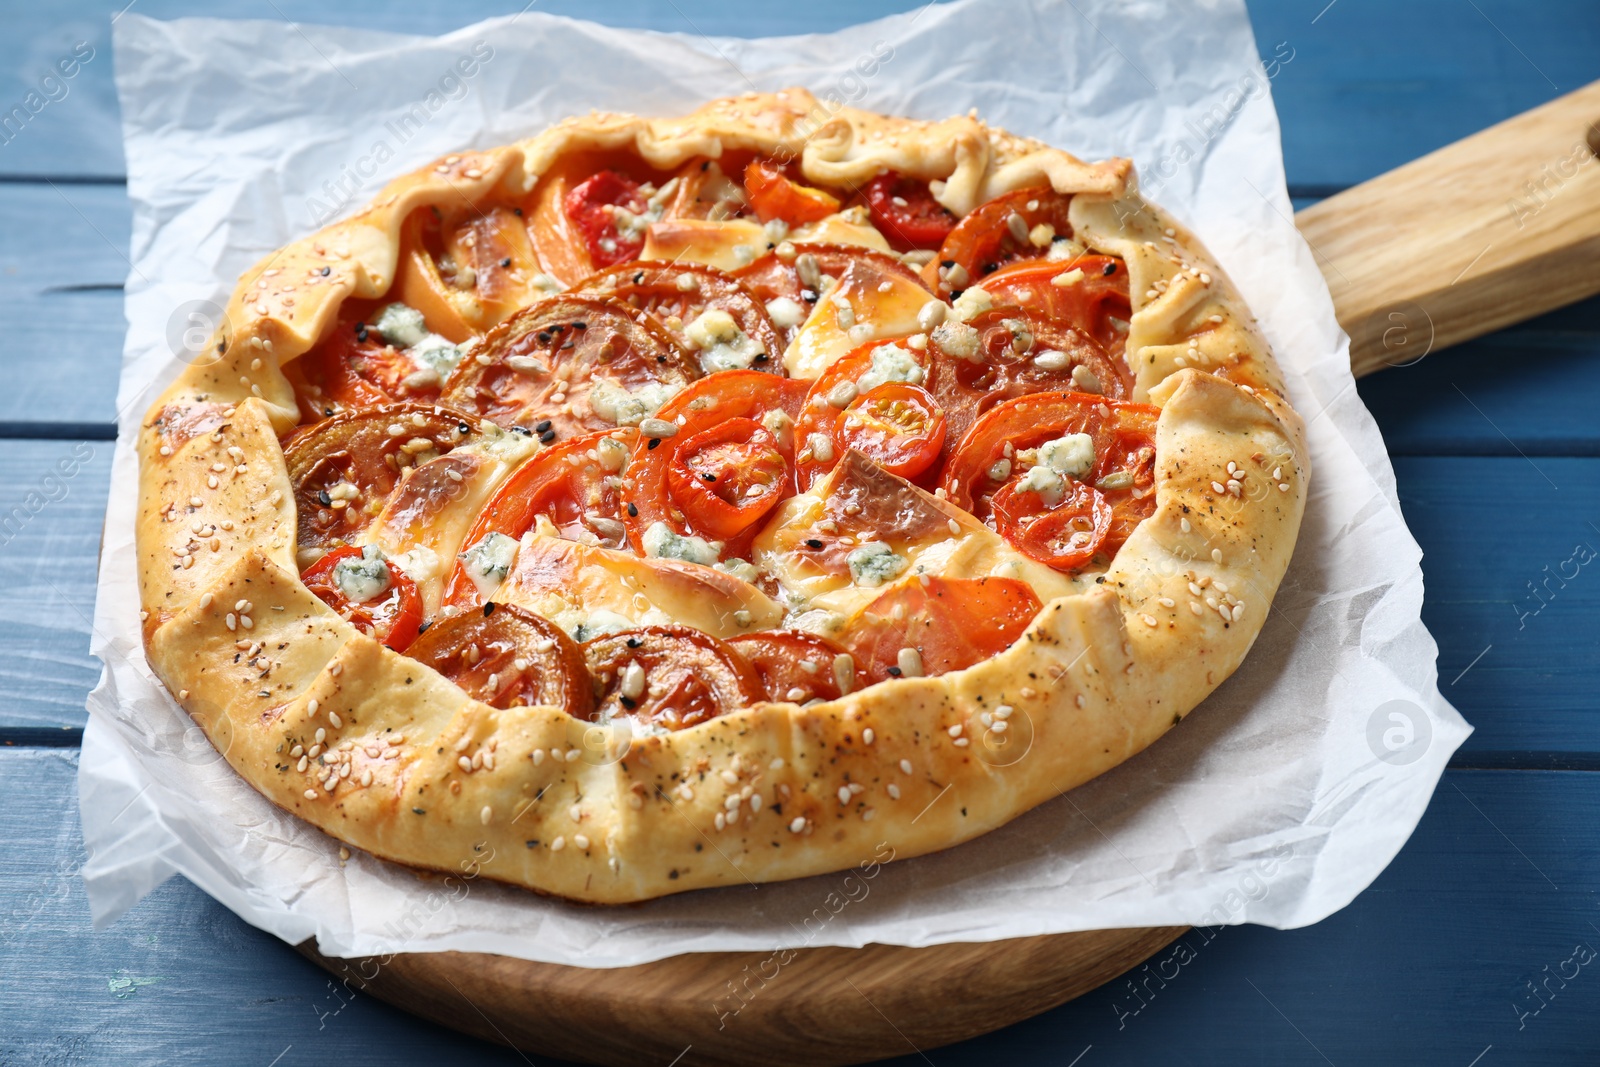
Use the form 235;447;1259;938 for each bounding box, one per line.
299;79;1600;1067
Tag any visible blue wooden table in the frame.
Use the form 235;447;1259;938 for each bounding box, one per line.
3;1;1598;1063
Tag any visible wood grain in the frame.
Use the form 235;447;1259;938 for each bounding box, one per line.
1296;79;1600;377
297;928;1185;1066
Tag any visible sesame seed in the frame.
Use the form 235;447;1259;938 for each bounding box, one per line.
360;771;373;786
1212;549;1223;563
947;724;964;738
1190;602;1204;616
953;738;969;747
1180;518;1192;534
1141;613;1159;627
457;756;473;773
550;836;566;851
838;786;853;805
307;698;319;715
863;728;875;745
304;789;319;800
199;593;214;609
887;784;901;799
532;749;545;765
225;613;237;631
789;817;807;833
329;711;343;728
574;834;590;849
900;759;913;775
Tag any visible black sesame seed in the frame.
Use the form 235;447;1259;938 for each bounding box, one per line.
940;259;955;269
319;266;331;276
805;538;823;549
324;407;335;418
620;695;637;709
513;207;523;216
572;321;587;330
1102;262;1117;275
950;289;965;300
539;429;557;444
536;331;553;344
356;326;368;343
412;807;426;815
702;472;716;482
511;425;533;436
647;438;661;450
700;161;710;171
626;637;643;648
534;419;552;433
982;261;998;273
633;271;645;285
418;620;432;634
887;666;903;677
318;489;332;506
458;421;471;434
500;257;512;268
627;502;638;517
483;601;496;617
802;289;818;303
753;352;769;363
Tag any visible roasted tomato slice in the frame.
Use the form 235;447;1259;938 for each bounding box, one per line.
942;392;1158;567
442;427;639;608
440;295;698;438
664;418;789;542
734;243;929;348
405;602;594;717
302;546;424;651
991;480;1113;571
840;576;1042;686
284;403;481;553
836;383;947;481
568;261;782;370
925;306;1132;457
287;308;436;419
564;170;650;269
582;626;765;731
743;160;840;226
976;255;1131;355
395;206;544;341
625;369;809;556
728;630;846;704
864;171;958;252
793;340;933;490
925;186;1075;296
662;158;751;221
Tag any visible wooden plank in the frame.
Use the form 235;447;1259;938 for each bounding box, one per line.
1297;79;1600;378
1;444;1595;759
0;441;110;730
1358;295;1600;456
5;0;1599;187
0;182;125;429
4;749;1595;1063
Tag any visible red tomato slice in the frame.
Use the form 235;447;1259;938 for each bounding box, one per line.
991;480;1113;571
728;630;846;704
793;340;933;490
977;255;1131;354
743;160;840;226
442;427;638;608
924;186;1075;297
302;546;423;651
864;172;957;252
583;626;766;730
624;370;809;556
404;602;594;717
840;576;1042;685
563;170;649;269
288;310;433;419
664;418;789;541
836;383;947;481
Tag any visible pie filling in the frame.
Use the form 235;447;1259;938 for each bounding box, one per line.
283;153;1157;733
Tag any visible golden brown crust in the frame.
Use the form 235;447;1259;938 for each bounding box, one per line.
136;90;1307;903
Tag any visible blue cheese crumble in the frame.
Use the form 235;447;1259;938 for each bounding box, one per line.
642;521;722;565
588;377;683;426
846;542;908;587
332;545;391;603
685;309;767;373
855;343;925;394
459;531;519;599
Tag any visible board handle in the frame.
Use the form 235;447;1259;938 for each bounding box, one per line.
1294;78;1600;378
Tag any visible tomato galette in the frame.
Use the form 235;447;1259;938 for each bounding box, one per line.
137;91;1306;903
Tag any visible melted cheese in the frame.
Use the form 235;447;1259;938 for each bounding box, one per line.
782;259;930;380
358;426;536;614
495;519;783;640
640;219;768;273
789;208;891;252
751;452;1077;626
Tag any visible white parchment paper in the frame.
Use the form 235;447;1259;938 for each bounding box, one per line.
81;0;1472;965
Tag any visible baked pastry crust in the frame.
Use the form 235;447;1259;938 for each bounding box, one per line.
136;89;1306;904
